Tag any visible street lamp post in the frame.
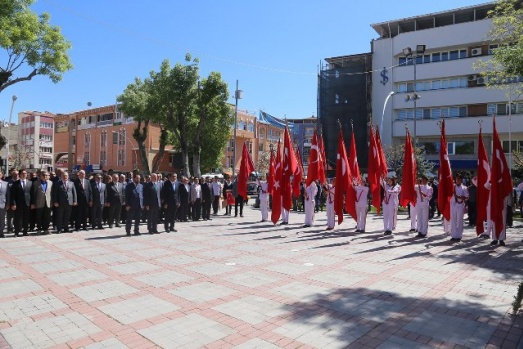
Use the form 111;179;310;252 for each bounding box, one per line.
233;80;242;175
403;45;426;146
6;95;17;172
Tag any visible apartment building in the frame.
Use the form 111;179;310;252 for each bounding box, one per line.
17;111;55;172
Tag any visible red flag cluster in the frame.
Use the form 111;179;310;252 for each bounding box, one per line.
438;120;454;221
238;143;255;200
400;129;417;208
367;126;388;213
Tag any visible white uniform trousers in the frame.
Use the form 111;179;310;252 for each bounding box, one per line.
416;203;430;235
410;203;417;230
259;193;269;222
326;201;335;229
383;201;397;231
281;208;289;223
304;198;315;226
356;204;367;231
450;202;466;239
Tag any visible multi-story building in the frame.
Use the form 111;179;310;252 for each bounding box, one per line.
371;2;522;171
17;111;55;172
53;105;175;174
0;122;19;173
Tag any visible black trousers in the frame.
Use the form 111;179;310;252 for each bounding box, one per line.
235;196;244;216
108;202;122;227
147;206;160;232
213;196;220;214
202;200;211;220
14;204;30;234
126;206;141;233
164;204;177;231
35;206;51;232
75;202;89;229
55;204;72;232
91;203;103;228
192;199;201;220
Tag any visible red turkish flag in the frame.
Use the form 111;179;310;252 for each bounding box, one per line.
271;141;282;224
282;127;297;212
349;128;361;184
318;132;327;184
307;130;321;186
476;128;490;236
375;127;388;179
334;130;356;224
400;129;417;207
490;117;513;239
438;120;453;221
293;147;304;198
267;146;275;195
367;126;384;213
238;143;255;200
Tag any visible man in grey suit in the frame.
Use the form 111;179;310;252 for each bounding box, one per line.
107;174;124;228
0;171;10;238
91;174;106;229
30;171;53;235
52;172;77;233
10;169;33;236
144;173;162;233
74;170;92;231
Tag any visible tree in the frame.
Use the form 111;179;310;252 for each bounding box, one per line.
0;0;73;93
119;55;231;177
256;149;271;178
384;143;434;180
117;78;152;174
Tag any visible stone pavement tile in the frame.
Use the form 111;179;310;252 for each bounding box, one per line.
133;270;194;288
0;312;100;348
274;313;372;348
223;255;272;266
0;267;23;280
31;259;83;273
391;268;450;285
198;248;239;259
48;269;108;286
155;255;204;266
342;260;395;274
223;270;281;288
432;291;507;319
233;338;281;349
376;335;433;349
186;262;235;276
138;313;234;348
108;261;160;275
0;279;43;298
403;310;496;347
70;247;113;257
86;253;133;265
272;281;331;301
0;258;8;267
263;262;312;276
366;279;431;298
212;295;287;325
0;294;67;321
15;252;64;263
308;270;366;288
169;281;236;303
71;280;138;302
133;248;172;258
82;337;129;348
98;295;179;325
110;242;147;251
172;243;208;252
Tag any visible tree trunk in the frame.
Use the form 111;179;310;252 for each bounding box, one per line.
192;145;201;178
152;128;167;173
133;120;150;175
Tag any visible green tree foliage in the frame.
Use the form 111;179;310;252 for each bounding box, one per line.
384;143;435;181
119;55;231;177
0;0;73;93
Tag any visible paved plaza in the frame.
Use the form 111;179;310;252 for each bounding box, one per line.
0;205;522;349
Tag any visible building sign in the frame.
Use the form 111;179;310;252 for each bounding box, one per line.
380;67;389;85
55;120;69;133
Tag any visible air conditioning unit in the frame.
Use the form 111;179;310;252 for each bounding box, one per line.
467;74;477;82
477;77;486;85
471;47;483;56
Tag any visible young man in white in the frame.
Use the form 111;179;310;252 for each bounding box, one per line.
382;174;401;236
450;174;469;242
324;178;335;230
303;180;318;227
258;176;269;222
415;175;433;238
355;178;369;233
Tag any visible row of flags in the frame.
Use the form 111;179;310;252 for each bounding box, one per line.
238;117;513;237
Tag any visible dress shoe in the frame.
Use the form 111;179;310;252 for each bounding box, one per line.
326;227;334;230
0;234;4;238
416;233;427;238
303;224;310;228
115;224;121;228
133;232;141;236
499;240;506;246
490;240;499;245
23;232;28;236
14;233;19;237
126;232;131;236
384;230;392;236
409;228;416;232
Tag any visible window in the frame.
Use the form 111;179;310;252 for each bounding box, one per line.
423;55;431;63
432;80;441;90
422;142;439;155
447;142;455;155
489;44;499;55
441;52;449;61
113;132;118;144
258;143;264;152
431;108;441;119
459;49;467;59
449;50;459;60
399;57;407;66
455;141;474;154
260;129;265;139
247;123;254;132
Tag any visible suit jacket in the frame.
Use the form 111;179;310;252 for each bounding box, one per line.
11;178;32;207
201;182;213;203
144;181;162;208
178;183;190;204
125;181;143;209
30;180;53;208
161;180;178;207
0;179;10;209
52;179;77;206
74;178;93;205
91;181;106;206
107;182;124;205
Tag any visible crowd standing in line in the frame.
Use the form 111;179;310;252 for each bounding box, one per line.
0;168;520;246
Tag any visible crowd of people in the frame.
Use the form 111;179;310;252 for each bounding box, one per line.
0;168;251;238
0;167;520;245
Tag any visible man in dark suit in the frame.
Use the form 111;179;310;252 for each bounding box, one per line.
10;169;32;236
201;176;213;221
30;171;53;235
52;171;77;233
161;172;179;232
0;171;10;238
73;170;92;231
144;173;163;233
6;169;18;234
177;176;190;222
90;174;106;229
107;174;124;228
125;173;143;236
